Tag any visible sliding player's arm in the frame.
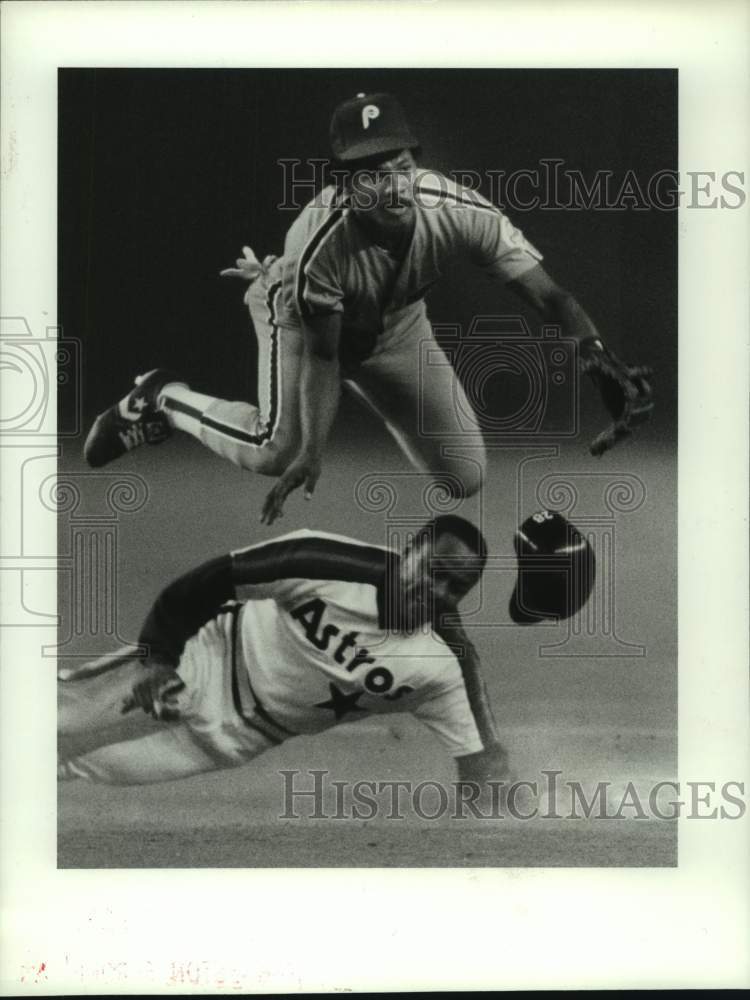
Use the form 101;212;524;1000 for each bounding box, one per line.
126;534;324;715
413;606;511;790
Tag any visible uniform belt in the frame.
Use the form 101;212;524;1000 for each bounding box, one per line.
227;604;296;745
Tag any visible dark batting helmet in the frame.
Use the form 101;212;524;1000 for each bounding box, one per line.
509;510;595;625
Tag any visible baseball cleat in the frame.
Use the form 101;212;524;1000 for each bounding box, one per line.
83;369;184;468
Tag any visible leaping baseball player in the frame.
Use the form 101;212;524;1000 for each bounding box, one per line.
83;92;653;522
59;516;512;786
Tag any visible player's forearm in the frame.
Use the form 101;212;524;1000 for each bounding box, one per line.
543;290;602;347
298;340;341;462
138;555;234;665
455;743;510;785
433;609;499;747
508;267;604;348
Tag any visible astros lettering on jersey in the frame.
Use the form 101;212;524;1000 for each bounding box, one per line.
140;529;485;757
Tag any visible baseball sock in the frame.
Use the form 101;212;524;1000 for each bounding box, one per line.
158;383;277;470
158;383;216;437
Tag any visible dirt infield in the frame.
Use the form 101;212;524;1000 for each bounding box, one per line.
59;725;677;867
57;431;677;868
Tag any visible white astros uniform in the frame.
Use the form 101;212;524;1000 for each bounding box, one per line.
59;530;484;785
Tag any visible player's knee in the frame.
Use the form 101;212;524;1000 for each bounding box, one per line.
432;450;486;499
236;438;297;477
464;451;487;497
460;465;483;498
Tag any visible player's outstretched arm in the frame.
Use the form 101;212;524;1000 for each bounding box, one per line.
123;538;319;716
508;264;654;456
432;606;512;789
433;607;500;747
119;554;235;718
261;312;342;525
508;263;600;345
455;742;511;785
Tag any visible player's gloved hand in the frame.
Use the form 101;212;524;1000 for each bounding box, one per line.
219;245;272;283
260;451;321;526
121;657;185;721
579;337;654;457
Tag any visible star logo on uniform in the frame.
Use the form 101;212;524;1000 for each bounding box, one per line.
130;396;148;412
315;683;366;720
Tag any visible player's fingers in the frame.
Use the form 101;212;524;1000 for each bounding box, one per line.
589;422;632;457
242;246;260;262
160;678;186;699
626;364;654;379
261;506;281;526
219;268;243;278
303;471;319;500
122;684;151;715
260;487;283;525
261;465;307;522
135;678;162;715
628;400;655;425
120;694;137;715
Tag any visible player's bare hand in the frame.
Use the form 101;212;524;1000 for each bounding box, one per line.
121;658;185;721
219;245;268;281
260;453;321;526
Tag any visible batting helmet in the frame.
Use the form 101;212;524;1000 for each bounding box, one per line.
330;92;419;162
509;510;595;625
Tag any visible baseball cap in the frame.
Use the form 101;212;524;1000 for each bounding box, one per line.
330;92;419;162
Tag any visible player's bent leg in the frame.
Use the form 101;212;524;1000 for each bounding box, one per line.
58;654;151;738
84;256;303;477
58;611;278;785
58;727;223;785
160;272;304;475
59;718;277;785
350;305;487;498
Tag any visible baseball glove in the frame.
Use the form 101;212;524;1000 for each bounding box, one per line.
579;337;654;456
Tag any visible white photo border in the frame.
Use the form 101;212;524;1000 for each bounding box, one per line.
1;0;748;992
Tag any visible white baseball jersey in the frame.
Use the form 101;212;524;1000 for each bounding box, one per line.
139;529;485;757
275;170;543;365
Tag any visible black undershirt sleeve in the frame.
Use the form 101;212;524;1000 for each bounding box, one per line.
137;554;234;665
137;534;388;665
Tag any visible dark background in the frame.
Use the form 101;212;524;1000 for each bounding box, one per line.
59;68;677;435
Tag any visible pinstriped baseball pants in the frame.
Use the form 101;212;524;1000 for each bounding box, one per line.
196;259;486;497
